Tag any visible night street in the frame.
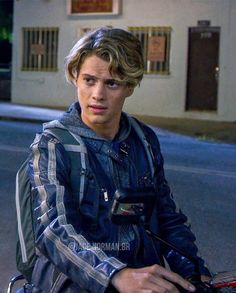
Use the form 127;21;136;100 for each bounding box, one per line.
0;120;235;292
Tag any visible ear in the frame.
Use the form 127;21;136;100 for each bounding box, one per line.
126;86;134;97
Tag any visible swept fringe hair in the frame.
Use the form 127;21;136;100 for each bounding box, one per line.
64;27;144;87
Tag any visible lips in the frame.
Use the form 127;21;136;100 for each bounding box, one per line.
89;104;107;114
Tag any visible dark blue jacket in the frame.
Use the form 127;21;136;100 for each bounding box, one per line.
29;103;210;292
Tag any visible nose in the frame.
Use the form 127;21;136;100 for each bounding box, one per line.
92;82;105;100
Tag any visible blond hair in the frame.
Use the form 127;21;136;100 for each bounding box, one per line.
65;27;144;87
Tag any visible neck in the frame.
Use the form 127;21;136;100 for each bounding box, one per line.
80;111;122;140
91;123;119;140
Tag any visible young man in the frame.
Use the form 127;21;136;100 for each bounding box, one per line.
28;27;211;292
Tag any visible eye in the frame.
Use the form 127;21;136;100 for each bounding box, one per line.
84;76;95;86
105;79;122;89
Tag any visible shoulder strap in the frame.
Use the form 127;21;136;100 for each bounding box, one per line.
128;116;155;178
44;126;87;204
44;128;87;154
15;159;32;265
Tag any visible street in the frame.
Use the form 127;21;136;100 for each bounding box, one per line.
0;120;42;293
0;120;236;293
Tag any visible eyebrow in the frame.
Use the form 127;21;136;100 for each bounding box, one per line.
81;74;124;84
81;74;97;79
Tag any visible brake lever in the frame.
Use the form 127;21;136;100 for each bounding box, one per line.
176;274;217;293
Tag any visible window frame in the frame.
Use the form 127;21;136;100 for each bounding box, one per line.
21;27;59;72
128;26;172;75
67;0;121;16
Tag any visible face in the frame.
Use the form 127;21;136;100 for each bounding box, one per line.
76;54;133;139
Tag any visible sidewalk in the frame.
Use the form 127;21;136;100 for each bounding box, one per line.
136;114;236;145
0;102;236;144
0;102;64;123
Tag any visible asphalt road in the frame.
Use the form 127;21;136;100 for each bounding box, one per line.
0;120;235;293
154;127;236;271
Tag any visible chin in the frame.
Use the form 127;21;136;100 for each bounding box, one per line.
90;117;107;125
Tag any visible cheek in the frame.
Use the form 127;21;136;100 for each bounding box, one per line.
109;96;126;111
76;89;87;110
77;85;88;100
76;87;80;98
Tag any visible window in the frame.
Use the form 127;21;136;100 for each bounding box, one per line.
22;27;59;72
128;26;171;75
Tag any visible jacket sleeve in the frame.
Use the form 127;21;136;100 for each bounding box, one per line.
144;126;211;278
28;133;126;293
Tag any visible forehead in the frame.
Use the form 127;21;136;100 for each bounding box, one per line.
79;54;116;78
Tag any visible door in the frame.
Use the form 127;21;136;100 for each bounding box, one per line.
186;27;220;111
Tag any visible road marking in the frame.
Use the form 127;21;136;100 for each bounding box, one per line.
0;144;28;153
165;164;236;179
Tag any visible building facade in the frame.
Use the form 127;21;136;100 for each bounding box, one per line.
11;0;236;121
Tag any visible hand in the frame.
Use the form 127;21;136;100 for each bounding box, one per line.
201;275;211;283
111;264;196;293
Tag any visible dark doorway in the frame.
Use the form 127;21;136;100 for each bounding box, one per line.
0;0;13;101
186;27;220;111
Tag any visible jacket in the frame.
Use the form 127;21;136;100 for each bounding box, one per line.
28;102;210;292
